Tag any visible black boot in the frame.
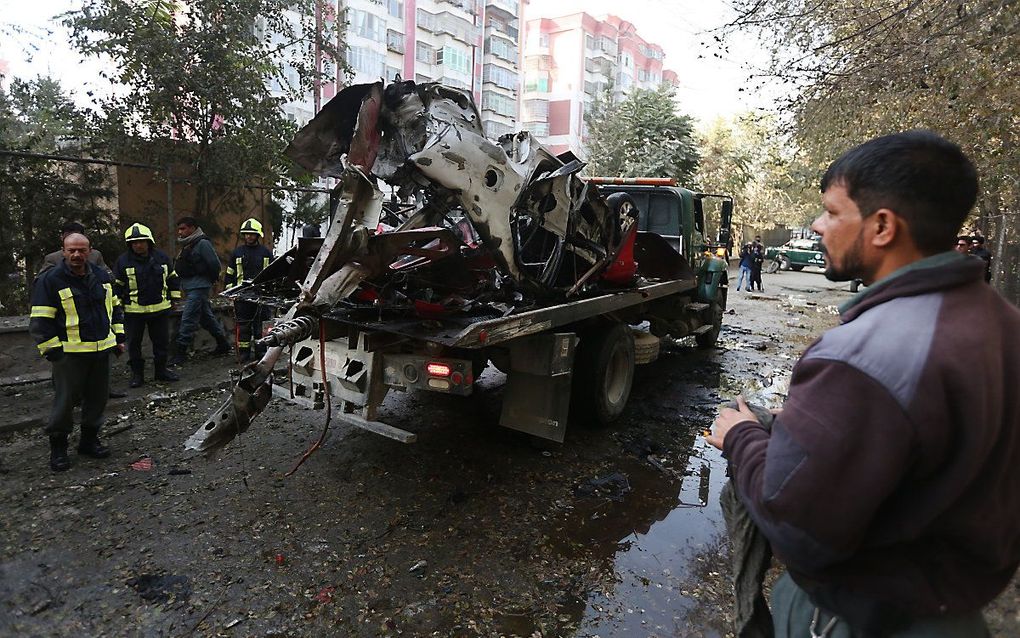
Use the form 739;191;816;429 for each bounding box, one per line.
129;361;145;388
168;347;187;367
154;358;179;382
212;336;232;356
77;429;111;459
49;435;71;472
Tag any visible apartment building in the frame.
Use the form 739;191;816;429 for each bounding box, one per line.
521;12;676;155
290;0;527;140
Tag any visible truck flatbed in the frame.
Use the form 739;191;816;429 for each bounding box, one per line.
323;278;696;348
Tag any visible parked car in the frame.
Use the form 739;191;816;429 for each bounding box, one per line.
765;237;826;272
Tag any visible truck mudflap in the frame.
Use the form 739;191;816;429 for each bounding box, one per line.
498;332;578;443
697;256;729;303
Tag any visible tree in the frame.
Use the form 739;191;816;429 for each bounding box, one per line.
64;0;346;224
0;77;117;313
584;84;700;182
723;0;1020;301
696;114;820;234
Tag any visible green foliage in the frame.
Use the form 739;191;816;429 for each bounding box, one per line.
0;78;118;313
695;114;820;233
584;84;700;182
64;0;347;222
726;0;1020;300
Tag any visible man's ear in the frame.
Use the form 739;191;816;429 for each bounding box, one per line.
870;209;900;248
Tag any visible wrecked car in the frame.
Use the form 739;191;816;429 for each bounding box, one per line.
186;80;732;455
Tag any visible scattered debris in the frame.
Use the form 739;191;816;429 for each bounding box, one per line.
409;560;427;573
126;573;192;604
312;586;336;604
129;455;153;471
575;473;632;502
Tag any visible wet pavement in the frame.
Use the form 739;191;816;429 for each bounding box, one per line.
2;268;1018;636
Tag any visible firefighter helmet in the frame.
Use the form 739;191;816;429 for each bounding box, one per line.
239;218;264;237
124;223;155;243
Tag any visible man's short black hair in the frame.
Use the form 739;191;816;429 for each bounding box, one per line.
957;236;972;243
61;221;86;235
820;130;978;254
176;216;199;228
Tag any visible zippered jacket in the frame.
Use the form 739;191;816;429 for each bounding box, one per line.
723;252;1020;632
225;244;273;287
113;248;182;314
29;260;125;356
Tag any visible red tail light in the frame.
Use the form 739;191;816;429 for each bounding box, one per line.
426;363;451;377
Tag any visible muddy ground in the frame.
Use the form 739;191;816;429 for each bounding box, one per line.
2;267;1018;637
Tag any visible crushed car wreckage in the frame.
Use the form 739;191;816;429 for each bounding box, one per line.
186;79;731;454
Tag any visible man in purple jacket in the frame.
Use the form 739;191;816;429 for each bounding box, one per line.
708;130;1020;636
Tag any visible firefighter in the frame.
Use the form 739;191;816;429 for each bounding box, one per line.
30;232;125;472
225;218;274;363
113;223;181;388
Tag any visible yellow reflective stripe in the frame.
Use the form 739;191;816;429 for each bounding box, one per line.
58;288;80;344
37;336;61;355
263;257;270;270
63;335;117;352
238;341;251;348
235;257;244;282
161;264;170;305
125;300;171;313
126;267;139;307
103;283;114;325
31;305;58;318
170;290;182;299
113;323;125;335
226;267;236;275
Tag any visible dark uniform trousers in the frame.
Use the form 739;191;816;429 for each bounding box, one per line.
125;311;170;368
47;351;111;437
235;300;270;356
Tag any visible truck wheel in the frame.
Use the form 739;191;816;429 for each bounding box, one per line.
790;264;804;271
571;323;635;427
778;255;791;271
695;287;726;349
766;260;780;274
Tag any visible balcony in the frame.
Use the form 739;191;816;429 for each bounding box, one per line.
486;21;519;42
486;0;518;18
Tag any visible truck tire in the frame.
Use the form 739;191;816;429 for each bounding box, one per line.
571;323;635;427
778;255;791;271
695;288;725;349
790;264;804;271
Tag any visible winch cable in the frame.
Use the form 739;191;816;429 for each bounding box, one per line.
284;320;332;476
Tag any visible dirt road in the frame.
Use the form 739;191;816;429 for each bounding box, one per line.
2;267;1017;637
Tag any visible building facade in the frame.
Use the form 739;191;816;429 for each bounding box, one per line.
521;12;676;156
275;1;525;139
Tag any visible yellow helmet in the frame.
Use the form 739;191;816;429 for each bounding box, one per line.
240;218;264;237
124;223;154;243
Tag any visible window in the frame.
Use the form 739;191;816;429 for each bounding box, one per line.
386;29;404;53
416;41;434;64
350;9;385;43
539;33;549;48
585;34;596;50
387;0;403;18
440;45;470;75
386;65;402;81
485;36;516;62
524;122;549;137
347;46;386;77
484;120;514;139
483;65;518;90
523;98;548;120
524;72;548;93
482;90;516;117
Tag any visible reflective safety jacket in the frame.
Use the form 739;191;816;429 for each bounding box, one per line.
225;244;273;287
29;260;125;356
113;248;182;314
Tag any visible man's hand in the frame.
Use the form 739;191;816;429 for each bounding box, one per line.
115;343;126;357
44;348;64;363
706;396;760;450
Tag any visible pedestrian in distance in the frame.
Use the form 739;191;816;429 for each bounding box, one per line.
29;232;126;472
750;236;765;292
225;218;274;363
168;216;231;366
37;221;109;278
113;223;181;387
736;243;753;291
708;130;1020;636
970;234;993;282
954;235;972;254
